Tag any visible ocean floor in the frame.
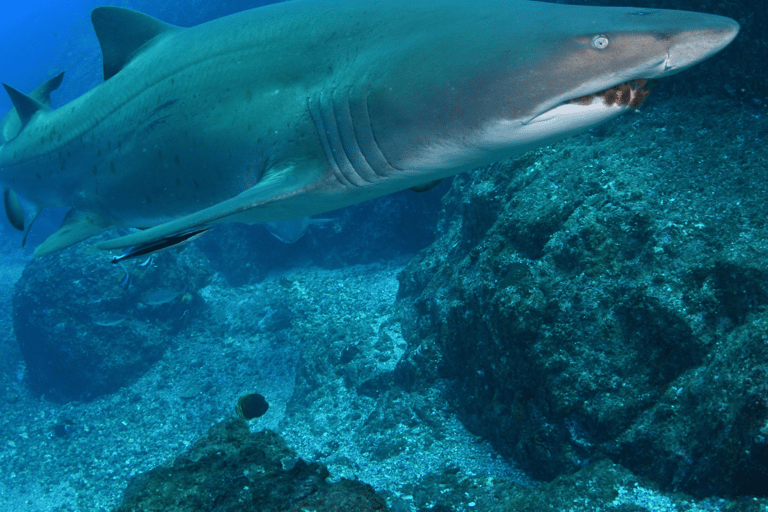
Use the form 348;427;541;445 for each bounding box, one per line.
0;256;520;511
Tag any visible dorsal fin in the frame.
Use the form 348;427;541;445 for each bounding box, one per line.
91;7;178;81
2;84;49;128
30;71;65;107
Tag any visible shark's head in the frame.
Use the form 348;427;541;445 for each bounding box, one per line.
360;0;740;178
507;4;741;141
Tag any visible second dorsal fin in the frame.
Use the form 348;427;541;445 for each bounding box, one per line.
31;71;65;107
91;7;178;81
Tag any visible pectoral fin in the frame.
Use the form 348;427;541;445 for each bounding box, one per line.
34;209;112;257
97;161;327;252
264;218;312;243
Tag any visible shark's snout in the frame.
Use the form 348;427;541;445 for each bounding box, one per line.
664;14;740;74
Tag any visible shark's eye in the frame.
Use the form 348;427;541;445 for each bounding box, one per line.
592;35;610;49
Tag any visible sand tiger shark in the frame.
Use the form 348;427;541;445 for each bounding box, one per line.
0;0;739;259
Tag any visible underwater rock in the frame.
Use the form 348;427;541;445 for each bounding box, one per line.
396;96;768;498
114;418;389;512
404;458;746;512
12;234;212;401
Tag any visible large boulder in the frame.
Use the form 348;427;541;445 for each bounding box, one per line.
395;95;768;498
12;235;212;401
114;418;390;512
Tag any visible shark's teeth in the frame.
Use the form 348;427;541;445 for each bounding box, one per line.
567;79;658;109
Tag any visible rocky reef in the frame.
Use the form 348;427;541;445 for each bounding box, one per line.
5;95;768;509
396;95;768;498
114;418;389;512
12;237;211;401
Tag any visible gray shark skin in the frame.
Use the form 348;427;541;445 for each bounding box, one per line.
0;0;739;257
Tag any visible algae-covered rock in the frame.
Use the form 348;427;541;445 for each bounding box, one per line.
114;418;389;512
12;235;211;401
396;96;768;498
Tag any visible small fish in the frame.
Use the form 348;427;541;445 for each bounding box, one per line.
110;228;210;264
117;262;131;290
137;254;154;267
142;287;186;306
235;393;269;420
52;419;75;438
92;313;129;326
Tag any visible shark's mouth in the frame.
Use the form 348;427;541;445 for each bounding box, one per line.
566;79;657;109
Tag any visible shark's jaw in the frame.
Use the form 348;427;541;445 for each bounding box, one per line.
565;79;656;110
526;78;657;127
396;79;658;177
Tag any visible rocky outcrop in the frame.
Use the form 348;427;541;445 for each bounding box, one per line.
395;96;768;498
114;418;389;512
12;236;211;401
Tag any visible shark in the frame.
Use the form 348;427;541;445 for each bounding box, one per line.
0;0;739;258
